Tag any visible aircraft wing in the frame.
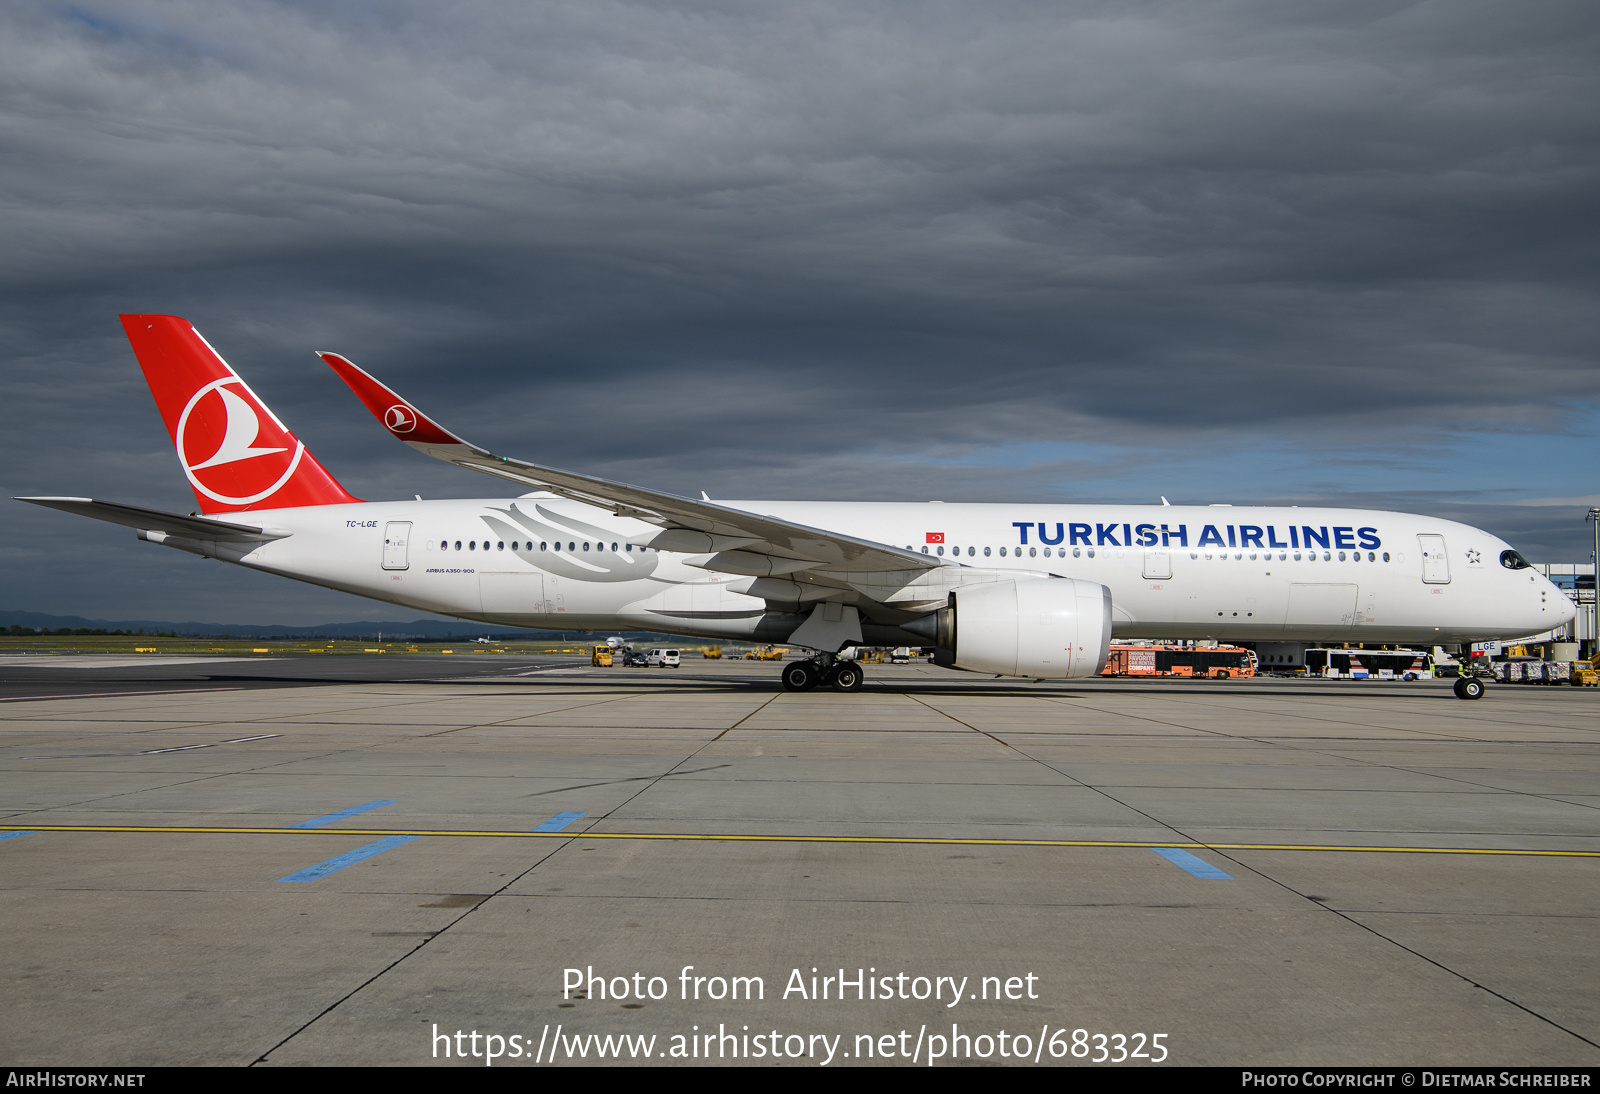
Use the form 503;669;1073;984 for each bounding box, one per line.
15;497;291;541
319;353;941;582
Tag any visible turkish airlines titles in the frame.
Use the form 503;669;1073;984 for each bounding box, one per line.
999;521;1383;551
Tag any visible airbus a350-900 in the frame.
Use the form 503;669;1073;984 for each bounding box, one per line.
18;316;1574;698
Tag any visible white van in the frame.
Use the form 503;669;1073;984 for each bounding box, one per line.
646;648;681;668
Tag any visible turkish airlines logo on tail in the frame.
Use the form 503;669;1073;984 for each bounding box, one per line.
384;404;418;433
176;378;306;505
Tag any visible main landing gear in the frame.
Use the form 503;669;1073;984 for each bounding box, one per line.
780;655;864;693
1453;675;1486;700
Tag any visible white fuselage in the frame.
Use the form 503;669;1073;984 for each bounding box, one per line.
200;496;1571;645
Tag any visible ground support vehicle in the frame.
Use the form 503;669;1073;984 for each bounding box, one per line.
1100;644;1255;679
1305;648;1430;681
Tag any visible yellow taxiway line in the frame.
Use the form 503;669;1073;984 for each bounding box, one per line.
0;824;1595;858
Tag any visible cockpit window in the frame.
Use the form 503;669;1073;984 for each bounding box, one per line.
1500;549;1531;570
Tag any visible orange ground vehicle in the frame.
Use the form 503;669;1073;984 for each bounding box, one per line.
1100;644;1256;679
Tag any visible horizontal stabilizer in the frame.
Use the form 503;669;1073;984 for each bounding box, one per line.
15;497;291;541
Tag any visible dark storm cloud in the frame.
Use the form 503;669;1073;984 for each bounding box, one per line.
2;0;1597;619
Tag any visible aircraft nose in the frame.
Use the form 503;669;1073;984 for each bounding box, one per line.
1534;574;1577;627
1553;589;1577;626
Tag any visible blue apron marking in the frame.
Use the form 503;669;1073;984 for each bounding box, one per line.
277;835;419;882
291;800;397;829
1153;847;1232;879
0;831;38;841
532;812;587;832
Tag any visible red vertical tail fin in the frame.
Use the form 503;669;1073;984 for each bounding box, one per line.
120;314;360;513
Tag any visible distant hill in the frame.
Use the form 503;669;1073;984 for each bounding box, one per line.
0;609;676;642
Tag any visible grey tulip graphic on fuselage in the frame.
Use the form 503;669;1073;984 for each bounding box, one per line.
481;503;660;583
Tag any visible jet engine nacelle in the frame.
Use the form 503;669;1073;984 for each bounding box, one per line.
929;577;1113;679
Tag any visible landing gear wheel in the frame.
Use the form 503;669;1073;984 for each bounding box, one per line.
1454;676;1485;700
781;660;820;692
829;662;864;692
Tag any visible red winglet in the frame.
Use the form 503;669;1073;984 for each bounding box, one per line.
318;352;468;448
121;315;360;513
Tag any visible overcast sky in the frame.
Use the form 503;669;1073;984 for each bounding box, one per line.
3;0;1596;623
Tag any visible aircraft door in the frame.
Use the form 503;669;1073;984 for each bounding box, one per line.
1142;547;1172;580
382;522;411;570
1418;535;1450;584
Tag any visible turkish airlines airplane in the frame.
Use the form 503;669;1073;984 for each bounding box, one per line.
20;316;1574;699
